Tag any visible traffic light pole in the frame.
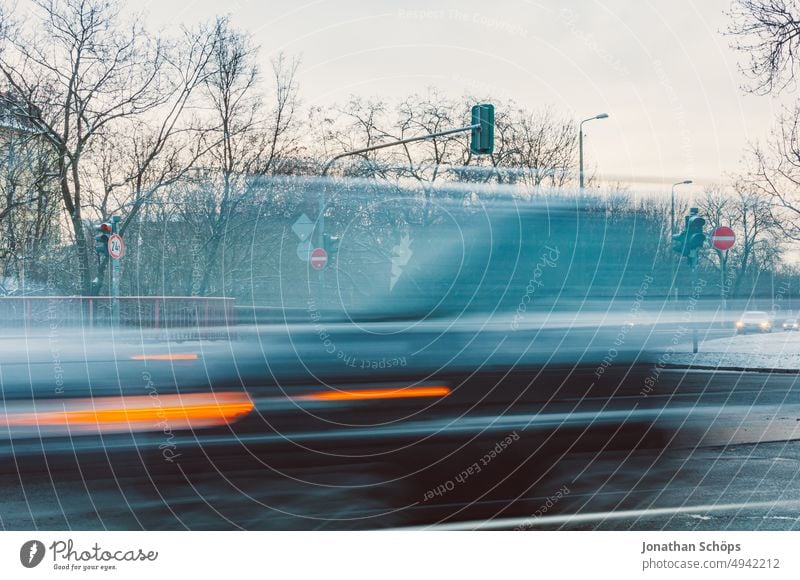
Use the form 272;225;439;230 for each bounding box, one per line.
320;123;482;179
111;216;121;327
691;255;699;354
673;209;706;353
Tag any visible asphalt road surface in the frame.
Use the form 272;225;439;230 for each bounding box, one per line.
2;357;799;530
0;313;792;530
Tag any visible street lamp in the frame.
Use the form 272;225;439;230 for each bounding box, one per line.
579;113;609;191
671;180;693;235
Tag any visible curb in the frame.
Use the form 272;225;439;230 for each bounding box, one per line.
664;363;800;374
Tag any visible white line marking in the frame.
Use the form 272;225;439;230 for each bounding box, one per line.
398;499;800;530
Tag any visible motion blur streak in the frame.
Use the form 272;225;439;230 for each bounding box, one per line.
129;353;199;361
0;392;254;434
297;386;451;402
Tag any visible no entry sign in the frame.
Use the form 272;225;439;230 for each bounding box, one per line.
310;247;328;270
711;226;735;251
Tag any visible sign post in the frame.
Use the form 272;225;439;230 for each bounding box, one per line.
711;226;736;327
108;217;124;327
691;257;699;354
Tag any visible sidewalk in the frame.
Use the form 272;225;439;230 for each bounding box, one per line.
671;331;800;371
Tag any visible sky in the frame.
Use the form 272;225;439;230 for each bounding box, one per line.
18;0;789;196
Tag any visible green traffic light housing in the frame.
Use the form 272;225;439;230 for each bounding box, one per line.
671;210;706;258
94;222;112;254
671;231;686;255
686;214;706;253
470;104;494;155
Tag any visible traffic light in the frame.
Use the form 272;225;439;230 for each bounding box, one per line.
94;222;112;254
671;210;706;259
671;231;686;255
470;103;494;155
685;214;706;253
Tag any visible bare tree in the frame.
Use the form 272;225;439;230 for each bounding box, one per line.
725;2;800;245
727;0;800;94
497;105;577;187
319;94;579;188
735;105;800;242
0;123;60;288
394;91;472;183
699;184;782;297
188;19;302;295
0;0;217;294
318;97;396;179
1;75;62;288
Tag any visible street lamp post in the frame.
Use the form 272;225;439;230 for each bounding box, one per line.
669;179;694;308
579;113;609;191
671;179;693;235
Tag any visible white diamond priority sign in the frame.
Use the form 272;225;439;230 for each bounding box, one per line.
310;247;328;270
292;214;314;241
711;226;735;251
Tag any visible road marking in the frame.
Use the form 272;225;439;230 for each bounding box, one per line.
130;353;198;361
398;499;800;530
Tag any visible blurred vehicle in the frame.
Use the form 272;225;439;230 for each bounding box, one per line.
736;311;772;334
783;318;799;332
0;182;707;529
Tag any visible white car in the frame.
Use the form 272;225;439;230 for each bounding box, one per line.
735;311;772;334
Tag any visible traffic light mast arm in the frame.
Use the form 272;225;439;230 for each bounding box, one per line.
321;123;481;176
316;105;492;284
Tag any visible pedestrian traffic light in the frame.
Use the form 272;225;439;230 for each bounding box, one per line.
470;103;494;155
94;222;112;254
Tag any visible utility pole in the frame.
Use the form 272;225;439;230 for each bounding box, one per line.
670;180;692;307
671;180;693;235
579;113;609;191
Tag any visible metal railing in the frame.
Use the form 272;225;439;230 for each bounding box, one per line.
0;296;235;339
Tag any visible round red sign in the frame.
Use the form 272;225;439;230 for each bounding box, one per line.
310;247;328;270
108;234;124;259
711;226;735;251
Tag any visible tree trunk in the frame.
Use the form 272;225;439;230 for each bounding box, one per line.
199;234;223;296
71;213;92;295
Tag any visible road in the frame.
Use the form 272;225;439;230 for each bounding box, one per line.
418;440;800;531
2;322;800;531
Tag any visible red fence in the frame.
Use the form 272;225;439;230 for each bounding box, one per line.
0;296;235;339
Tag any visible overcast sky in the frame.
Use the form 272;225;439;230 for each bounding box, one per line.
136;1;787;193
